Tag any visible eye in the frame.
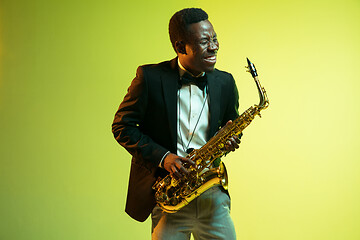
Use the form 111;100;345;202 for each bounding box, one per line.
211;35;218;43
200;40;209;45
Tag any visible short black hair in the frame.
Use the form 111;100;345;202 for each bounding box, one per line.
169;8;209;52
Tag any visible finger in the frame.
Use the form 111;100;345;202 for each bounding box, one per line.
226;138;239;151
175;160;191;176
178;165;190;176
171;172;182;179
226;140;235;151
174;172;182;179
231;137;240;149
182;157;196;167
171;164;180;175
217;120;233;136
233;135;241;144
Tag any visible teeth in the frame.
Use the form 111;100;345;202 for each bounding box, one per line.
205;56;216;60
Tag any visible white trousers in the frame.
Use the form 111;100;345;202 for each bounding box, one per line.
151;186;236;240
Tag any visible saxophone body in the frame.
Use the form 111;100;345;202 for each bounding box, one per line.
152;58;269;213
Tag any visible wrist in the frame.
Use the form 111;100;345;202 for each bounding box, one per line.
160;151;170;168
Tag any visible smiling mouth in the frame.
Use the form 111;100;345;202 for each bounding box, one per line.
204;55;217;64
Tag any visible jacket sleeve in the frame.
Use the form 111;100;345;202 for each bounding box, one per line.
112;66;168;167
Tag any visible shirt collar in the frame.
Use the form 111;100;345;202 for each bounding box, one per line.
178;58;205;78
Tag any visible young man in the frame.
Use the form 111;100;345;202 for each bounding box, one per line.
112;8;241;239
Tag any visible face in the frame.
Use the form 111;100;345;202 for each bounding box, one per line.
177;20;219;75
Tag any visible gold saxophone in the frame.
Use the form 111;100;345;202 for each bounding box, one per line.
152;58;269;213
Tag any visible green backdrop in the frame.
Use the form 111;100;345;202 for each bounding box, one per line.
1;0;359;239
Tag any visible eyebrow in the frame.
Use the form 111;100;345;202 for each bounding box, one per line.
199;34;217;40
200;33;217;39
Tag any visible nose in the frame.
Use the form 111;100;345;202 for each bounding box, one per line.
208;38;219;51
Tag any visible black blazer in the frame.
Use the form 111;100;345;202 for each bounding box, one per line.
112;58;239;222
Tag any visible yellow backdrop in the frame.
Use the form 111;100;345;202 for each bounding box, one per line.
1;0;359;239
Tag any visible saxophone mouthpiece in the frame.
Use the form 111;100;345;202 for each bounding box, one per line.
246;57;258;78
246;57;251;65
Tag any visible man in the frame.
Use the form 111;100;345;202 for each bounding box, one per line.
112;8;241;239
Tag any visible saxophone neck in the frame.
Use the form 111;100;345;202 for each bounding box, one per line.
254;76;269;110
246;58;269;111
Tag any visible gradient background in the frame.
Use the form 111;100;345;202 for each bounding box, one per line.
1;0;359;239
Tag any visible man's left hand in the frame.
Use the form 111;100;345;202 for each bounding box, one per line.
224;120;241;152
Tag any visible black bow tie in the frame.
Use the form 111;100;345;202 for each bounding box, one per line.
179;72;207;90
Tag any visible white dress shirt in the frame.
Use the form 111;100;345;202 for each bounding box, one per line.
159;60;210;166
176;60;210;157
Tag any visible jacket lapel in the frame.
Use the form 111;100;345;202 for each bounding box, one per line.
207;71;222;139
161;58;179;151
160;59;223;146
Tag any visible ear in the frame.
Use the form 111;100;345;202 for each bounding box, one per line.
175;41;187;55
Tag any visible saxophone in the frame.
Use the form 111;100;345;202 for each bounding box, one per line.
152;58;269;213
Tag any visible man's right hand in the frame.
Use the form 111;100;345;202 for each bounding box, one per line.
163;153;195;179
